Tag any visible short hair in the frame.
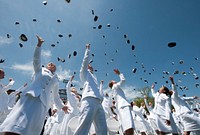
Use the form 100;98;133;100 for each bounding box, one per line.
0;69;4;73
163;86;170;95
108;81;113;89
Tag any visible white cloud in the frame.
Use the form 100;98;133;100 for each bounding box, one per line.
103;85;141;102
41;50;52;62
11;62;33;76
0;36;13;46
123;85;142;102
56;65;72;81
42;50;52;58
11;63;73;81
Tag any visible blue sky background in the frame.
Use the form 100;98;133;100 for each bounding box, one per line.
0;0;200;101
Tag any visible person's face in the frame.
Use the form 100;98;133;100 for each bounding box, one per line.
71;88;77;94
0;70;5;79
159;86;165;93
46;62;56;73
131;101;136;106
88;64;93;72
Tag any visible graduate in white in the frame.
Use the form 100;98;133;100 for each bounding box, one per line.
144;95;160;134
168;76;200;135
59;75;81;135
108;69;135;135
7;83;28;113
49;104;65;135
130;101;149;135
0;70;15;125
151;84;178;135
43;108;58;135
73;44;107;135
0;35;69;135
101;92;113;119
182;95;199;111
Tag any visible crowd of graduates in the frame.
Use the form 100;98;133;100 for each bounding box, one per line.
0;35;200;135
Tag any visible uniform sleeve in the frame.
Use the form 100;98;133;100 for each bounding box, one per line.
99;82;104;97
115;73;125;88
66;80;76;107
182;96;195;101
165;97;171;120
80;48;90;82
52;77;64;110
0;80;15;95
33;46;42;73
151;88;156;98
144;98;151;112
172;84;178;99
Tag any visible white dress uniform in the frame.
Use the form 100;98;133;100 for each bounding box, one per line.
0;80;15;124
151;87;178;134
171;84;200;133
111;73;134;132
144;98;159;131
50;108;65;135
0;46;65;135
182;96;197;110
132;105;149;133
59;79;81;135
7;84;27;113
73;48;107;135
101;94;113;119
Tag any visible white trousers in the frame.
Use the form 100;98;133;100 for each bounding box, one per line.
74;97;107;135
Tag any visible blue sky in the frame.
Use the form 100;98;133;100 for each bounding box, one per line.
0;0;200;101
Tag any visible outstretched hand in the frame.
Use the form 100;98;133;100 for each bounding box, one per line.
62;106;71;114
86;43;90;49
100;80;104;84
36;35;44;47
113;69;120;75
169;76;174;84
70;75;74;82
151;84;155;89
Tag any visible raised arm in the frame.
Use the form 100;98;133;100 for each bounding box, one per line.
66;75;76;104
79;44;90;82
114;69;125;87
99;80;104;97
144;95;151;112
10;82;27;96
0;78;15;95
150;84;156;97
33;35;44;73
165;97;171;126
169;76;178;98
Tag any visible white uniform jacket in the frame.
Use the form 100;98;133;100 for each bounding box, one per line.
66;80;80;115
151;88;171;120
22;46;64;110
0;80;15;113
112;73;130;109
171;84;192;116
79;48;103;101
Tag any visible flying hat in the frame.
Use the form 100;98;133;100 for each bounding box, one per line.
19;34;28;42
168;42;176;47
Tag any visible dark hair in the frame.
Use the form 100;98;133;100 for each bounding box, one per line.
0;69;4;73
163;86;170;95
109;82;113;89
